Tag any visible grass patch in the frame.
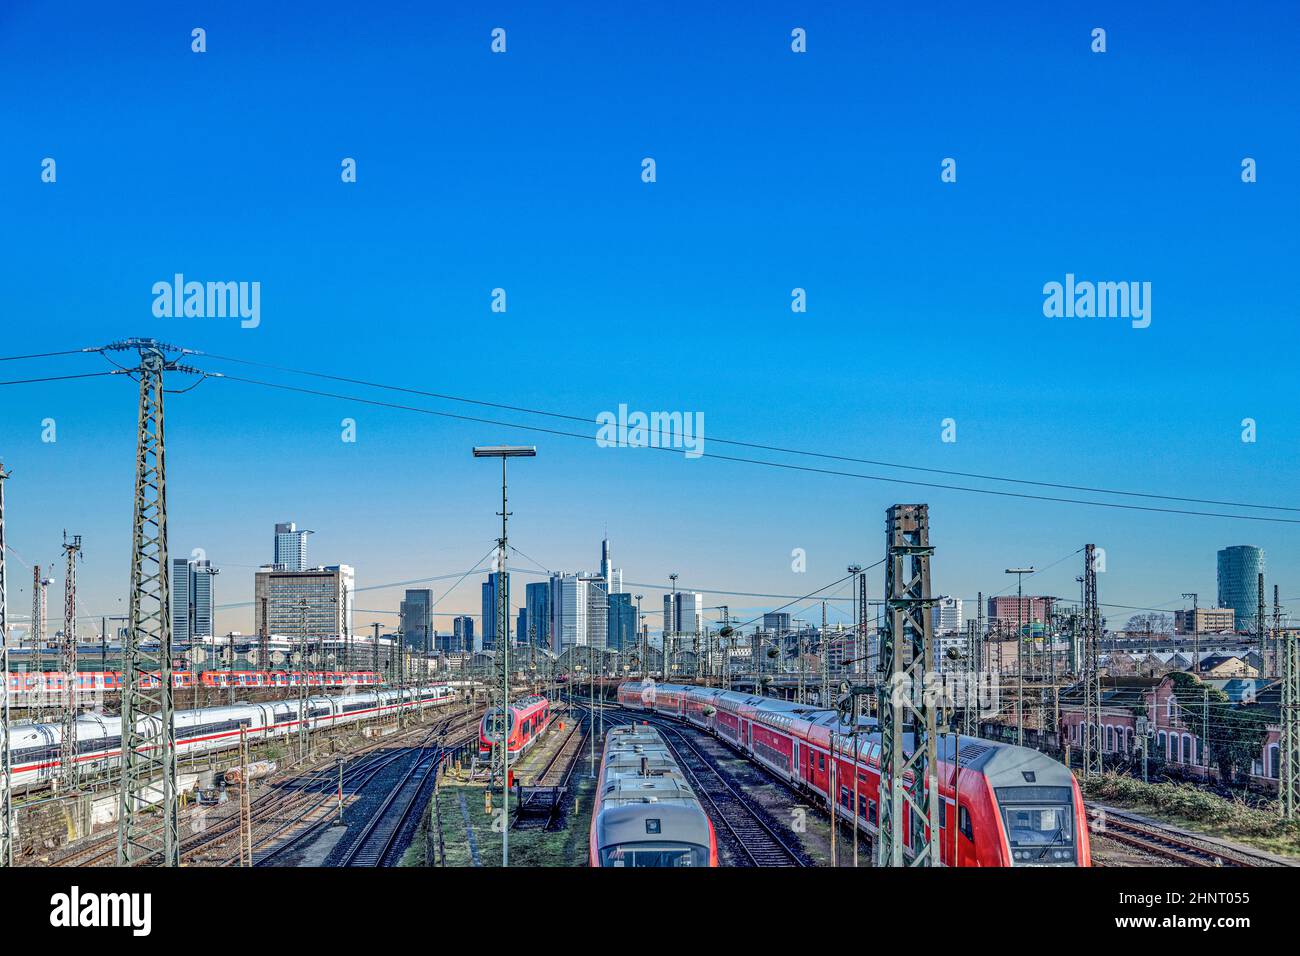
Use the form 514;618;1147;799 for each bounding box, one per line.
1083;772;1300;857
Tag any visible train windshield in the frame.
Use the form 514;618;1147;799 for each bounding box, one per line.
600;843;710;868
483;710;514;739
995;786;1075;863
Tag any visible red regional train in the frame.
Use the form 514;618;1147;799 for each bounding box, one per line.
478;694;552;758
5;670;381;695
589;723;718;867
618;681;1091;867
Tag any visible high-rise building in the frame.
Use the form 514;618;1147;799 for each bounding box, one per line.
987;595;1054;632
599;535;623;597
607;592;636;653
516;608;528;648
1217;546;1264;630
254;564;354;640
273;521;312;572
481;571;509;650
762;612;792;633
664;591;703;638
525;581;551;648
401;588;434;652
932;596;963;635
171;558;219;645
549;572;607;652
453;615;474;653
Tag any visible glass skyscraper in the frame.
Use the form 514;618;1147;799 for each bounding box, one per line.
481;571;509;650
607;592;636;653
525;581;551;648
171;558;218;645
401;588;433;651
1217;545;1264;630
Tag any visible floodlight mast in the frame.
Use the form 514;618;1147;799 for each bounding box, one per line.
471;445;536;868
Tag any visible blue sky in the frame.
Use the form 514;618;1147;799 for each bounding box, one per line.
1;1;1297;638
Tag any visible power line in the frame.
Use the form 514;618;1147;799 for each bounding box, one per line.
7;346;1299;522
192;350;1300;515
212;372;1300;525
0;371;119;386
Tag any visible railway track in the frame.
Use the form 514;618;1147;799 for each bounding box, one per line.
256;718;479;867
337;744;448;866
49;706;481;868
1089;805;1286;868
600;708;807;867
509;712;589;832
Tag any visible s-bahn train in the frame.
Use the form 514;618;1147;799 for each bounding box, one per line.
617;681;1090;867
5;670;382;695
3;685;456;790
478;695;552;758
589;724;718;867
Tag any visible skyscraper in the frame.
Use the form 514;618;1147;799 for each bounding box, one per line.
600;535;623;597
170;556;218;647
664;591;703;639
481;571;509;650
549;572;607;652
525;581;551;648
254;564;354;640
273;521;312;572
607;592;636;653
171;557;218;645
1217;545;1264;630
762;612;792;633
453;615;474;653
401;588;433;652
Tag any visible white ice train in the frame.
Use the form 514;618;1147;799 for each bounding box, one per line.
3;685;457;789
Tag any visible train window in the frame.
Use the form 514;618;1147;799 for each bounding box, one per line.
818;753;825;772
867;800;877;825
959;806;973;841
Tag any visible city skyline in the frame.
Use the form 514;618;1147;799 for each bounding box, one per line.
2;3;1297;641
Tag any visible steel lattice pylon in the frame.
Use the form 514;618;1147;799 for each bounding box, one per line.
1080;544;1103;778
875;504;941;867
1281;629;1300;820
59;533;82;788
116;342;181;866
1;464;13;867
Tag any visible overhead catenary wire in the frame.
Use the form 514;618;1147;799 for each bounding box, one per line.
190;349;1300;515
208;372;1300;526
4;346;1298;521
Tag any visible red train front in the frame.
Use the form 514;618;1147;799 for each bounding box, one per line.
478;694;552;758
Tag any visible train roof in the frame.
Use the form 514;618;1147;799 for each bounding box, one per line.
593;802;713;855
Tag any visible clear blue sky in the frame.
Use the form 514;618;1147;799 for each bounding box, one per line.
1;1;1297;638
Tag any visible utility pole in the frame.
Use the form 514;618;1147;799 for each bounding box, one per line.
238;727;252;867
1257;573;1267;678
876;504;940;867
1182;593;1199;676
258;597;269;673
668;572;678;680
371;622;380;675
59;533;82;789
1080;544;1103;778
0;463;12;867
472;444;536;868
114;339;199;867
1273;585;1281;680
297;599;310;761
1005;567;1034;748
634;594;644;678
1281;608;1300;820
